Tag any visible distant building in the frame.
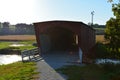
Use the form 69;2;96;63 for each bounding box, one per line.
15;23;34;35
2;22;10;34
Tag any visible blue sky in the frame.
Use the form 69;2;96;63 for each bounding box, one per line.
0;0;118;25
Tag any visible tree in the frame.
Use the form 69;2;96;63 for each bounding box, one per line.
105;2;120;53
108;0;113;3
108;0;120;3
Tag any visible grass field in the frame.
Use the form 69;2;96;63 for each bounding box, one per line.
0;35;36;41
57;64;120;80
0;41;36;50
0;36;39;79
0;34;105;42
0;62;39;80
0;35;37;54
96;35;105;43
0;35;39;79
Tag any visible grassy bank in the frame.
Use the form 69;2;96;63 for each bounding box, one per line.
15;41;37;50
0;41;36;50
0;62;39;80
0;42;11;49
57;64;120;80
0;41;37;54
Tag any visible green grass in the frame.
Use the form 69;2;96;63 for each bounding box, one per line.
17;41;37;50
0;41;36;51
0;41;37;55
0;42;12;49
57;64;120;80
0;62;39;80
19;41;35;45
94;28;105;31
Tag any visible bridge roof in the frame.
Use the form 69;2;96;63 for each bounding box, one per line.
34;20;95;31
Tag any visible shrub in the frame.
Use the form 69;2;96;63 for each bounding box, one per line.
95;42;109;58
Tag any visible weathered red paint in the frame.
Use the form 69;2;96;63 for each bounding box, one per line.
34;20;95;57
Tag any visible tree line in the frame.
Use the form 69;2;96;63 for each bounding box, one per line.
0;22;35;35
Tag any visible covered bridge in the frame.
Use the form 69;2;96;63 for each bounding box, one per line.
34;20;95;58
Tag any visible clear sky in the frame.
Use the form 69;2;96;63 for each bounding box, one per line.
0;0;118;25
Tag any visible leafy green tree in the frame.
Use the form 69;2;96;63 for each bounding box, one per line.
105;2;120;53
108;0;113;2
108;0;120;3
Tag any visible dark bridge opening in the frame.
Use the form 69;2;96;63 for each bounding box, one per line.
46;27;78;52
